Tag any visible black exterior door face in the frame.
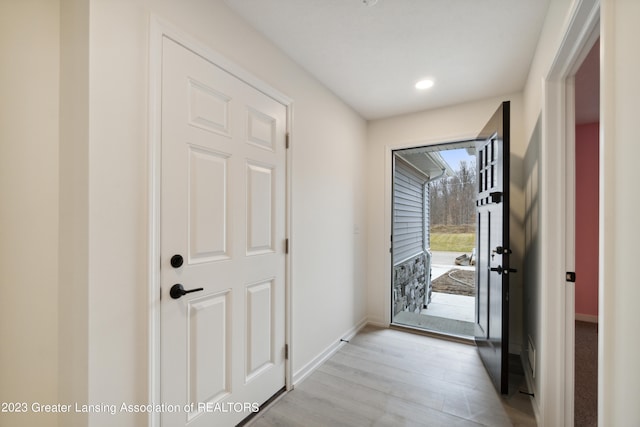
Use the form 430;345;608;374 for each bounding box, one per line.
475;101;511;394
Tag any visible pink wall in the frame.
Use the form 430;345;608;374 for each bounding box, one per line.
575;122;599;317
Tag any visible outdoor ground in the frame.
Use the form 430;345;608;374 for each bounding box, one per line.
431;269;475;296
430;224;474;252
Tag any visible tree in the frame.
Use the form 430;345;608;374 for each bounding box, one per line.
429;159;476;228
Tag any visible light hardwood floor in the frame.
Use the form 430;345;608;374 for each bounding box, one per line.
248;325;536;427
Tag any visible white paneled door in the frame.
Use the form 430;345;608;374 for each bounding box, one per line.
160;37;287;427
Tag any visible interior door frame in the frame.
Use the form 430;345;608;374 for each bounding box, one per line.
540;0;599;425
147;16;294;427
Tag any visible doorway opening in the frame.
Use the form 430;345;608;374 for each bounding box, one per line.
573;37;600;427
391;140;478;338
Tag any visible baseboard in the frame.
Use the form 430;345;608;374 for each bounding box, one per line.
575;313;598;323
365;316;388;328
292;317;368;387
521;352;541;426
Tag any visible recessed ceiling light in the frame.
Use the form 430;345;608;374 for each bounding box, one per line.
415;79;434;90
362;0;378;6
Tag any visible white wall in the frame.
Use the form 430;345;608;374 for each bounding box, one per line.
0;2;60;427
521;0;640;425
600;0;640;424
520;0;573;421
366;93;526;353
77;0;640;425
11;1;640;426
59;1;90;427
56;0;368;425
523;0;573;137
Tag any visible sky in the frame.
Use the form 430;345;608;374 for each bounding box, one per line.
439;148;475;172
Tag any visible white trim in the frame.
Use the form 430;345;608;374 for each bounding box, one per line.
292;318;368;386
147;15;294;427
384;147;393;325
151;17;292;105
564;75;577;427
148;17;163;427
393;251;427;269
540;1;600;426
575;313;598;323
536;77;565;426
394;154;430;181
285;104;294;392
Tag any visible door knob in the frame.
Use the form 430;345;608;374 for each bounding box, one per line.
170;283;204;299
489;265;518;275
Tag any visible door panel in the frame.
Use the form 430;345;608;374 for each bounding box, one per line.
246;162;275;255
476;212;489;336
246;279;275;381
475;101;511;394
161;37;286;426
189;147;229;262
187;77;231;136
188;291;230;415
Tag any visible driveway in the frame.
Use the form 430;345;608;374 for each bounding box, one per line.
430;250;462;267
430;250;474;280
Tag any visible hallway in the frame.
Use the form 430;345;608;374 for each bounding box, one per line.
249;326;536;426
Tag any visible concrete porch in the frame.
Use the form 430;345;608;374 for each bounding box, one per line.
393;251;476;336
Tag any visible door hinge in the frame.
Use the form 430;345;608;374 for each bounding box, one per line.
285;238;289;254
285;344;289;360
285;133;290;149
566;272;576;282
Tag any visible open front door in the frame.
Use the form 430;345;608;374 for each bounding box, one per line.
474;101;513;394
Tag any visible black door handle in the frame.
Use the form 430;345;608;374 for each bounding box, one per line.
489;265;518;275
170;283;204;299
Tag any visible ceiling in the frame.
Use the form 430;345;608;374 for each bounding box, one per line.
224;0;551;120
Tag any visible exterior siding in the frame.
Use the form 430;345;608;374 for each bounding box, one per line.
393;157;427;265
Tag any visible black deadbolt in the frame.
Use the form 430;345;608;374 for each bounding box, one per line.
170;254;184;268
